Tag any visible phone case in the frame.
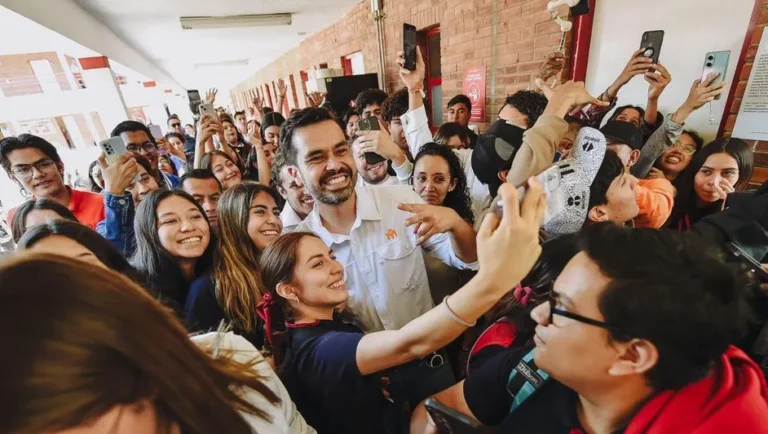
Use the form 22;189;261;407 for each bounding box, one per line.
100;137;128;165
702;51;730;100
640;30;664;65
403;23;417;71
148;124;163;141
199;103;216;118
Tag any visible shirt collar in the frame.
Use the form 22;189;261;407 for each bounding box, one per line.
306;187;381;246
280;203;304;228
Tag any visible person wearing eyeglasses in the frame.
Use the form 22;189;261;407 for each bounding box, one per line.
411;223;768;434
0;134;105;230
111;121;180;190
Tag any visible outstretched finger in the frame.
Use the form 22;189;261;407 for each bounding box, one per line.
535;78;554;100
397;203;424;214
520;177;544;225
497;183;521;226
702;72;721;87
97;152;109;170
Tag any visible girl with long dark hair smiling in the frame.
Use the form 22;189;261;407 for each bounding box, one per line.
256;183;546;434
185;182;283;346
666;138;754;231
131;189;215;316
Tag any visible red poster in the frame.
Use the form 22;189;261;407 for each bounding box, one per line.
463;67;486;123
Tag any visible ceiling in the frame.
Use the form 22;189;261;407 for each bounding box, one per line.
73;0;362;92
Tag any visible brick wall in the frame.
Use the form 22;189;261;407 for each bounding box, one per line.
723;0;768;185
232;0;565;126
0;52;72;97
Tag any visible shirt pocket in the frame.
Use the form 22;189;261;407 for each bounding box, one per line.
376;240;427;296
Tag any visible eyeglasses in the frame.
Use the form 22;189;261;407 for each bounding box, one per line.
546;292;630;334
11;159;57;180
670;141;696;155
126;142;157;154
170;123;181;128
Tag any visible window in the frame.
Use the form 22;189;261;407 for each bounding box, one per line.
29;60;62;93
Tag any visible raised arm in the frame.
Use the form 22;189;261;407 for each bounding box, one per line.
277;79;288;117
194;115;220;169
644;63;672;128
248;131;272;186
97;153;138;256
355;181;546;375
632;73;728;178
397;47;433;158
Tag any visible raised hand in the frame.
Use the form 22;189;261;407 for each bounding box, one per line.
537;79;609;117
396;46;426;92
278;79;288;98
646;63;672;101
99;152;139;196
536;52;566;83
354;128;404;164
205;88;218;104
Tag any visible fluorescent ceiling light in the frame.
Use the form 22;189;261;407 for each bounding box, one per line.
194;59;250;69
180;14;292;30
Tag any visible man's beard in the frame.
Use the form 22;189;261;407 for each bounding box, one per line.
304;166;357;205
361;162;389;185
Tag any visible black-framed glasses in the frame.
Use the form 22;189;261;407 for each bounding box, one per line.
170;122;181;128
11;159;57;179
126;142;157;154
547;292;630;334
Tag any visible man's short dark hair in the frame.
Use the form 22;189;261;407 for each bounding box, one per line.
447;94;472;112
381;88;409;122
504;90;548;126
588;150;625;210
167;115;181;127
343;109;359;125
355;89;388;114
279;107;338;166
580;222;750;390
179;169;222;191
0;135;62;175
234;111;246;119
111;121;156;145
434;122;469;146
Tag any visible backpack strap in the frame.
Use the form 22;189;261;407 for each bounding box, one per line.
506;348;550;413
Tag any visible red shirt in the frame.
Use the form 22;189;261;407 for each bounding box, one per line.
7;187;105;230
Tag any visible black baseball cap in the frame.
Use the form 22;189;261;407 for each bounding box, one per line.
601;121;643;151
471;119;524;186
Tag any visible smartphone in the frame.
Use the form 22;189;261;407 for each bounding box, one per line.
725;242;768;282
425;398;487;434
199;103;216;119
148;124;163;141
100;136;130;165
356;117;387;165
403;23;417;71
188;90;202;115
639;30;664;67
493;164;562;223
702;51;730;100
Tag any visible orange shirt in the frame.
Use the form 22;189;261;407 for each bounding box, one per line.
7;187;105;231
634;178;675;229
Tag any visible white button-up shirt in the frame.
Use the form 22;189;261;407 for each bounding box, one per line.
401;106;492;219
280;203;305;234
295;186;478;332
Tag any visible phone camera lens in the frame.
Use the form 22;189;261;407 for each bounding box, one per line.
706;62;713;68
707;55;715;61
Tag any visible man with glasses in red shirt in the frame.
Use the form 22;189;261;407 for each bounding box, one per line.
412;223;768;433
0;134;105;230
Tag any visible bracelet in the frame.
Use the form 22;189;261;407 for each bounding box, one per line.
442;296;476;327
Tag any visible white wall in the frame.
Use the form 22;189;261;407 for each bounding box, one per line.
585;0;755;140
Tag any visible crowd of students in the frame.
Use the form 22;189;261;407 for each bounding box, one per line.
1;36;768;434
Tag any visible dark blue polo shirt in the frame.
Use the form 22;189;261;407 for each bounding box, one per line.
285;320;394;434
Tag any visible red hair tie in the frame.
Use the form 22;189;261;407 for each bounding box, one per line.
513;283;533;307
255;292;275;345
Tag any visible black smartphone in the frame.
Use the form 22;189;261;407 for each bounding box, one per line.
639;30;664;67
356;117;387;164
403;23;417;71
425;398;487;434
188;90;202;115
725;242;768;282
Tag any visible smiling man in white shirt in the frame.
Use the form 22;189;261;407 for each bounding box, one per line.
282;107;479;333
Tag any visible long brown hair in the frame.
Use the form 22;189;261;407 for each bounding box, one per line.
215;182;281;334
0;253;279;434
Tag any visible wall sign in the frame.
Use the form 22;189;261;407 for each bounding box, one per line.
463;67;486;123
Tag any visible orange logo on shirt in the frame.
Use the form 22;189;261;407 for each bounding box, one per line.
385;229;398;240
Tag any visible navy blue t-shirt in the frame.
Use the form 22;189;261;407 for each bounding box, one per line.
184;273;264;348
285;320;394;434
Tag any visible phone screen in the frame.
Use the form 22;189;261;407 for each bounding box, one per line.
403;23;417;71
188;90;202;115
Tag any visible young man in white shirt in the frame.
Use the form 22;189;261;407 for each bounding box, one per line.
283;107;479;333
352;126;412;187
